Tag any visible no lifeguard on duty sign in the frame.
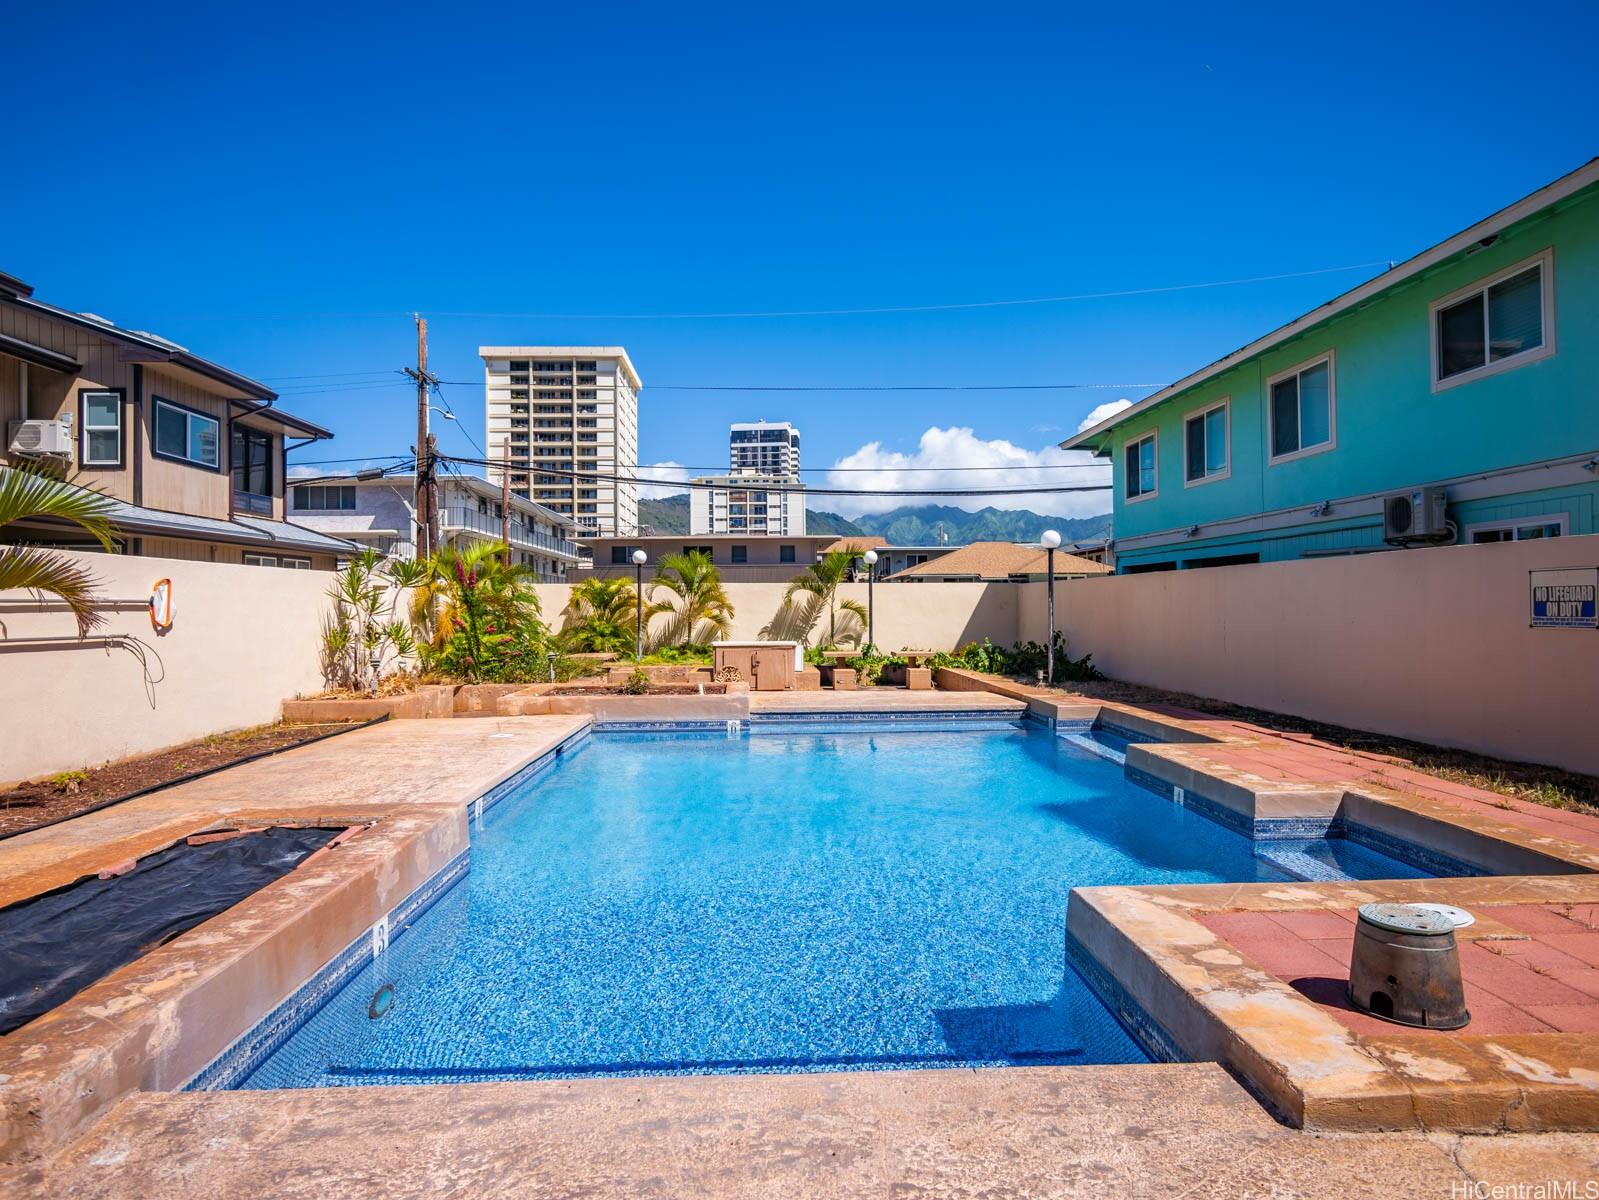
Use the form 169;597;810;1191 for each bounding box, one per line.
1530;567;1599;629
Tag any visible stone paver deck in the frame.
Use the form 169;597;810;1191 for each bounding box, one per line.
11;1062;1597;1199
1202;903;1599;1037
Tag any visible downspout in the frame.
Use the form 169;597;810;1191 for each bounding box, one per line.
131;364;144;507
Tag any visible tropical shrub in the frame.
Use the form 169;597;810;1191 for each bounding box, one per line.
647;551;733;647
413;543;554;683
761;547;867;648
621;666;651;695
844;648;907;687
642;642;712;665
321;548;415;692
928;633;1100;683
558;576;639;654
0;463;117;636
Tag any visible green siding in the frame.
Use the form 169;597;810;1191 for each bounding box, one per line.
1103;183;1599;570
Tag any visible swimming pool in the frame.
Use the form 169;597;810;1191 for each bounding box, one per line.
236;722;1423;1087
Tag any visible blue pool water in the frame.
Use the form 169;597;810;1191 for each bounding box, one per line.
241;723;1423;1087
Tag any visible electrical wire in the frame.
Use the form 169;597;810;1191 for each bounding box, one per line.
436;453;1108;497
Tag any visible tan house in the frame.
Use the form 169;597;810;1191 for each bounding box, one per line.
0;270;354;568
892;540;1110;582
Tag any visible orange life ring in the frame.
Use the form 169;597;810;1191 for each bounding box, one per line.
149;578;175;632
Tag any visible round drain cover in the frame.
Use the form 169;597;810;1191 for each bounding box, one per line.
1356;902;1455;936
1408;902;1476;929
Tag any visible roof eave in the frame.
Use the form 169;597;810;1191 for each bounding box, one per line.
1060;156;1599;451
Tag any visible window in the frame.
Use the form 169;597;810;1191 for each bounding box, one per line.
1123;432;1157;501
779;545;796;563
1467;514;1567;544
153;399;220;468
281;557;312;569
80;390;123;467
611;545;642;564
292;484;356;510
1184;400;1229;485
1432;252;1553;389
684;545;712;558
243;553;279;567
731;545;748;563
232;425;273;497
1268;355;1334;461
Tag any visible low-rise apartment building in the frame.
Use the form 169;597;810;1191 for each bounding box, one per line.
289;473;582;581
0;270;353;568
1065;159;1599;572
892;541;1110;582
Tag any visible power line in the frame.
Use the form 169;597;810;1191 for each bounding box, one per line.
144;259;1392;322
435;379;1158;392
436;453;1109;497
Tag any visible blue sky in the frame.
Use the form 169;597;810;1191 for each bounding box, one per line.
7;2;1597;517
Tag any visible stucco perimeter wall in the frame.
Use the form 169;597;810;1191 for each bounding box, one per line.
1;551;332;784
1046;537;1599;776
533;581;1021;653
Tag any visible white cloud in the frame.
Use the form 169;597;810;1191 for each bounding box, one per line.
636;460;690;500
1075;398;1134;433
823;426;1111;518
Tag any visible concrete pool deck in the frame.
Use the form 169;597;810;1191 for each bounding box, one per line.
10;1063;1597;1198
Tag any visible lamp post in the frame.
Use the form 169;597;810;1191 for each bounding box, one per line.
631;549;647;660
863;549;879;650
1040;530;1061;687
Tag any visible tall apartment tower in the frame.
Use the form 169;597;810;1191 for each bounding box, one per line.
689;420;806;535
729;420;800;475
481;346;642;536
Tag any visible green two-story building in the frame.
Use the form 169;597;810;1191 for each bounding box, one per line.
1066;159;1599;572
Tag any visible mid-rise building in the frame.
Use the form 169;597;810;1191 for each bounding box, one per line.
481;346;641;536
689;469;807;535
289;472;582;581
729;420;800;475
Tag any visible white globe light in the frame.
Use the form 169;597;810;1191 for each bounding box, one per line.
863;549;879;565
631;549;647;565
1040;529;1062;549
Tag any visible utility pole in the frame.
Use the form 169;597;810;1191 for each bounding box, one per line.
500;438;511;566
403;315;439;558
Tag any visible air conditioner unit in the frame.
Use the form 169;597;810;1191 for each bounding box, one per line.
7;419;72;459
1383;486;1450;544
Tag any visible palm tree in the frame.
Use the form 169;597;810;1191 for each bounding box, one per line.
763;546;868;648
558;576;639;653
410;541;541;655
0;464;117;636
647;550;733;647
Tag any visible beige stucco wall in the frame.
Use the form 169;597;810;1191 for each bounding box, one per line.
1049;537;1599;776
1;551;333;784
534;580;1021;652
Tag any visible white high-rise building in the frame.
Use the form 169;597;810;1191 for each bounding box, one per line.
690;470;807;535
691;420;806;535
729;420;800;475
481;346;642;536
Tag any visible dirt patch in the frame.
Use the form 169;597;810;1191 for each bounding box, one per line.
0;722;368;837
1046;678;1599;816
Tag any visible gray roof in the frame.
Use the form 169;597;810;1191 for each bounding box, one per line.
98;496;361;554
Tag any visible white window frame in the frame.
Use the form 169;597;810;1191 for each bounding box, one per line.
243;552;279;567
280;556;313;569
1266;351;1338;465
1464;513;1568;543
1429;248;1556;394
80;390;123;467
152;398;221;469
1182;397;1231;487
1123;430;1159;504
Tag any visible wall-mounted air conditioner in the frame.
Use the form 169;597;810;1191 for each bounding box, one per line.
1383;486;1450;544
7;419;72;459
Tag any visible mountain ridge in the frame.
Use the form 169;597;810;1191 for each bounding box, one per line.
636;495;1108;545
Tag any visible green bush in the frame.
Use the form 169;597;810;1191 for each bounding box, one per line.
622;666;651;695
927;634;1100;683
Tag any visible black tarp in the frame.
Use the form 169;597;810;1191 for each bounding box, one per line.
0;826;338;1035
